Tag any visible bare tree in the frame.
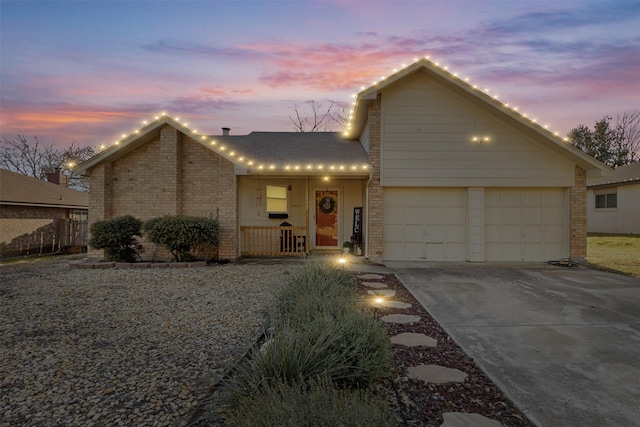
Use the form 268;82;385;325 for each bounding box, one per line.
615;110;640;163
0;135;95;190
289;100;350;132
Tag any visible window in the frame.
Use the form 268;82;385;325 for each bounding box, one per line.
595;192;617;209
266;185;287;212
72;210;88;220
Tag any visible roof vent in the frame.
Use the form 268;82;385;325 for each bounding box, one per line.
222;127;230;136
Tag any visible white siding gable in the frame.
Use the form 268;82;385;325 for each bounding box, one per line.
380;71;575;187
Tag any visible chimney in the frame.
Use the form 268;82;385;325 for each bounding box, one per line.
46;168;68;187
222;127;230;136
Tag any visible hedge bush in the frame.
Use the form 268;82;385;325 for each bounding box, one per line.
143;215;219;262
88;215;142;262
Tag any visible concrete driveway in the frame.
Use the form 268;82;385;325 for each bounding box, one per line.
385;262;640;427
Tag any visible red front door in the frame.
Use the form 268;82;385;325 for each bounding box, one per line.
315;190;338;247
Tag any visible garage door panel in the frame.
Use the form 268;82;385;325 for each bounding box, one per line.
424;225;444;242
425;207;444;224
502;243;522;260
384;224;403;240
501;189;522;206
524;243;542;260
446;243;465;260
385;242;403;260
425;190;444;206
523;190;541;207
523;208;542;224
403;188;424;204
446;225;465;242
485;208;501;224
446;208;466;224
404;242;423;259
404;225;423;242
502;225;522;241
446;190;466;206
384;206;404;223
503;208;522;225
545;207;564;224
543;190;564;205
523;225;542;240
405;207;424;223
544;226;563;242
425;243;444;259
385;191;405;205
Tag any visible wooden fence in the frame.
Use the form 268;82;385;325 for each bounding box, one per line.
240;226;308;256
57;219;88;249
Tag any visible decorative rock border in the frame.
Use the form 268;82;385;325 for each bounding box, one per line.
69;261;208;269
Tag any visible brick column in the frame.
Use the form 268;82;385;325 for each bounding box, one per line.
570;166;587;260
87;162;113;258
160;125;180;215
367;95;384;262
217;159;239;260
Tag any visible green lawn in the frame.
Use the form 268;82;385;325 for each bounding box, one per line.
587;234;640;278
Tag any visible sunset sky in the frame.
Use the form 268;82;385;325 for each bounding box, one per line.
1;0;639;149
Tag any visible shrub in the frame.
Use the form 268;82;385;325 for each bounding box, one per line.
272;261;360;325
224;376;396;427
219;261;393;412
143;215;219;262
89;215;143;262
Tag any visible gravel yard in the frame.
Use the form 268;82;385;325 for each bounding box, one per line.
1;258;303;427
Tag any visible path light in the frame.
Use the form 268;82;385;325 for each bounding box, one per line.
337;257;348;265
374;297;385;305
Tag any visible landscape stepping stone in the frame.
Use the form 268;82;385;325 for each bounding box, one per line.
367;289;396;297
380;300;412;309
407;364;468;384
358;273;384;280
391;332;437;348
380;314;420;324
361;281;387;289
441;412;504;427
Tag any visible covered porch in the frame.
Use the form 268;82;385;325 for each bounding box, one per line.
237;175;367;257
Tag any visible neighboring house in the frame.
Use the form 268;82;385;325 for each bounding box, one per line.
587;162;640;234
0;168;89;259
75;59;609;262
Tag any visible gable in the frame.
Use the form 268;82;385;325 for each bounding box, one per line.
349;58;610;179
108;128;233;220
380;71;575;187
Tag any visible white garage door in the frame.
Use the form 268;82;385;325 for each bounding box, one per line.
485;188;565;261
384;188;466;261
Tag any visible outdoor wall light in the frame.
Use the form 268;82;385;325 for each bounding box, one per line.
472;136;491;143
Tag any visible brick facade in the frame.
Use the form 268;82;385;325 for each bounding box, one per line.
570;166;587;260
87;124;238;260
366;95;384;262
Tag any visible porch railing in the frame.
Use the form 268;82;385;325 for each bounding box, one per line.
240;226;308;256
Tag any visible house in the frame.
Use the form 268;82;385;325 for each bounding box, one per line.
587;162;640;234
75;59;609;262
0;168;89;259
